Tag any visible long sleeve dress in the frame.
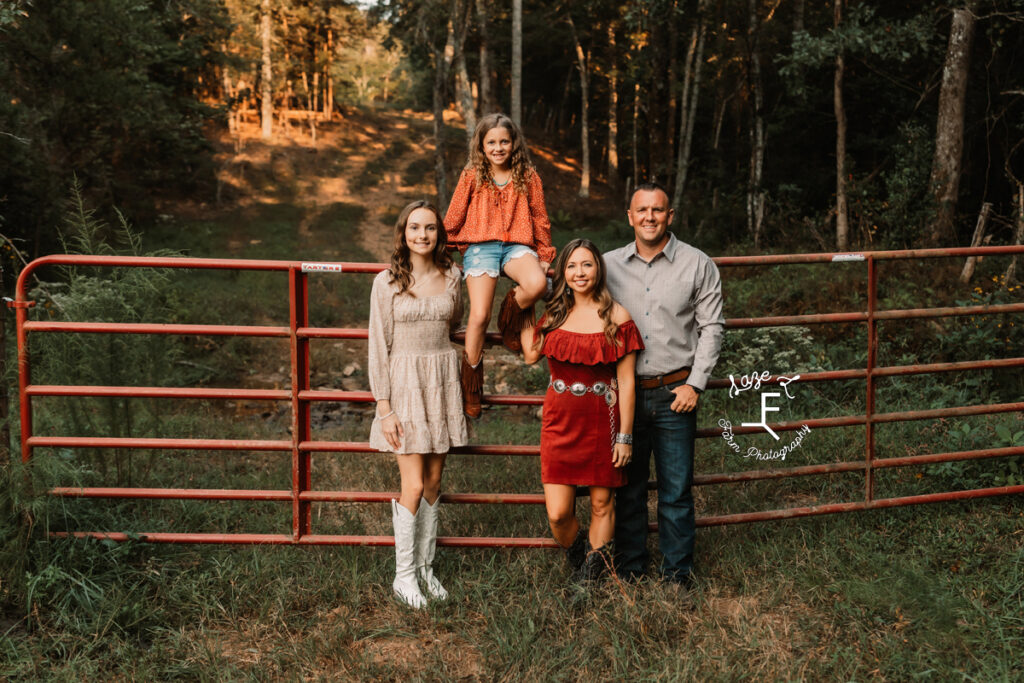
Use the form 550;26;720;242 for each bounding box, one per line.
539;320;645;487
368;265;468;454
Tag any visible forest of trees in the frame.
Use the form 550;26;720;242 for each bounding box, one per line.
2;0;1023;260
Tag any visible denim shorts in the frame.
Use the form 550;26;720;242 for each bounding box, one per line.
462;241;538;279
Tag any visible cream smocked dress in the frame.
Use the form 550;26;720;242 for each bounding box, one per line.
368;264;468;453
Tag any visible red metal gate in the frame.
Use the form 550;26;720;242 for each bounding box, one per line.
9;247;1024;547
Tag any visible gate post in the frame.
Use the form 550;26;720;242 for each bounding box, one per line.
289;268;312;540
8;296;36;463
865;256;878;501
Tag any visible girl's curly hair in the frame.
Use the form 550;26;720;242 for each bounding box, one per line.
467;113;534;194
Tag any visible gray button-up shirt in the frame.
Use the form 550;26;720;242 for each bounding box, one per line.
605;233;725;390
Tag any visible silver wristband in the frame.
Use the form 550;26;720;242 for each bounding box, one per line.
615;433;633;445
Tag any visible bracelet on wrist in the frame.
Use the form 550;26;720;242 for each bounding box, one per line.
615;433;633;445
378;409;395;420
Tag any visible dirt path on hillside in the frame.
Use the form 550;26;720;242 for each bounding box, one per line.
214;109;449;264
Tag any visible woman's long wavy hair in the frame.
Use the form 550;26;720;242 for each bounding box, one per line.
539;238;619;347
389;200;452;295
467;113;533;194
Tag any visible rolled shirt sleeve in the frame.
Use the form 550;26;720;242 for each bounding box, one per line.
686;256;725;390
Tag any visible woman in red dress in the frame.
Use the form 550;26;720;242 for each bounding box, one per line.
521;238;644;581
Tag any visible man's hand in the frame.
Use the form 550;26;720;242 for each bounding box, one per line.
670;384;700;413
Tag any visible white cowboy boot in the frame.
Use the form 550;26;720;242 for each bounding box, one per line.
391;499;427;609
415;496;449;600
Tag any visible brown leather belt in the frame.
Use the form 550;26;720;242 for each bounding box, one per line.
637;367;691;390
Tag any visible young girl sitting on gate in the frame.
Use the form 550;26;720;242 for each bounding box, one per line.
444;113;555;418
368;200;467;609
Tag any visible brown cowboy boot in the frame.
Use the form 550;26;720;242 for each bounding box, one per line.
497;287;535;352
460;351;483;418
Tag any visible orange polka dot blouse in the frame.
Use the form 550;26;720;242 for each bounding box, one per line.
443;167;555;264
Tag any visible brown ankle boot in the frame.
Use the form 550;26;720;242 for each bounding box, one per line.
497;287;535;352
460;352;483;418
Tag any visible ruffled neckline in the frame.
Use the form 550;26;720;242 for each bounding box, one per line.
541;319;644;365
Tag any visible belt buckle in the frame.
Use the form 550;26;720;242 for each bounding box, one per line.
569;382;587;396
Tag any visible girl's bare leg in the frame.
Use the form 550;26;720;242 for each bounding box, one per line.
395;453;426;514
421;453;447;504
464;275;498;365
543;483;580;547
502;254;548;308
588;487;615;549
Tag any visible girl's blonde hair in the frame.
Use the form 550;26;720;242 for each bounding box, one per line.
539;238;619;347
389;200;452;295
468;113;533;194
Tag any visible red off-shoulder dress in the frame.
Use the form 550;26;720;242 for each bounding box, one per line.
539;320;644;487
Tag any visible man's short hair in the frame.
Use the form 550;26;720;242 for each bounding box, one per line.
628;181;671;210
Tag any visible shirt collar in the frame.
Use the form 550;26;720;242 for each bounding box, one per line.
626;232;680;263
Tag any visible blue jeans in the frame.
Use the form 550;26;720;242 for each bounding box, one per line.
614;379;696;581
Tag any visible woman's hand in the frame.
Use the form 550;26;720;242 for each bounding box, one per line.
613;442;632;468
381;413;404;450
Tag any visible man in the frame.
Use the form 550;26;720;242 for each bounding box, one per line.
605;182;725;585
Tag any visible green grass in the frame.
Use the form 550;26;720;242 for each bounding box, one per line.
3;459;1021;680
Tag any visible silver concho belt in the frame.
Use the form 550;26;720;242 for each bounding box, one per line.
549;377;618;406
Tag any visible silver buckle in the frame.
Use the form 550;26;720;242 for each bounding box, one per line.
549;378;618;404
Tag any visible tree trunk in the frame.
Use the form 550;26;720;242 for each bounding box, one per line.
632;80;641;187
260;0;273;140
666;0;679;171
959;201;992;283
511;0;522;125
568;16;590;198
1005;185;1024;284
475;0;497;114
791;0;806;82
433;63;449;211
454;0;476;149
929;4;978;245
746;0;766;246
647;7;668;181
325;28;334;120
607;23;619;184
433;13;456;210
672;5;706;215
834;0;850;251
455;59;476;149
